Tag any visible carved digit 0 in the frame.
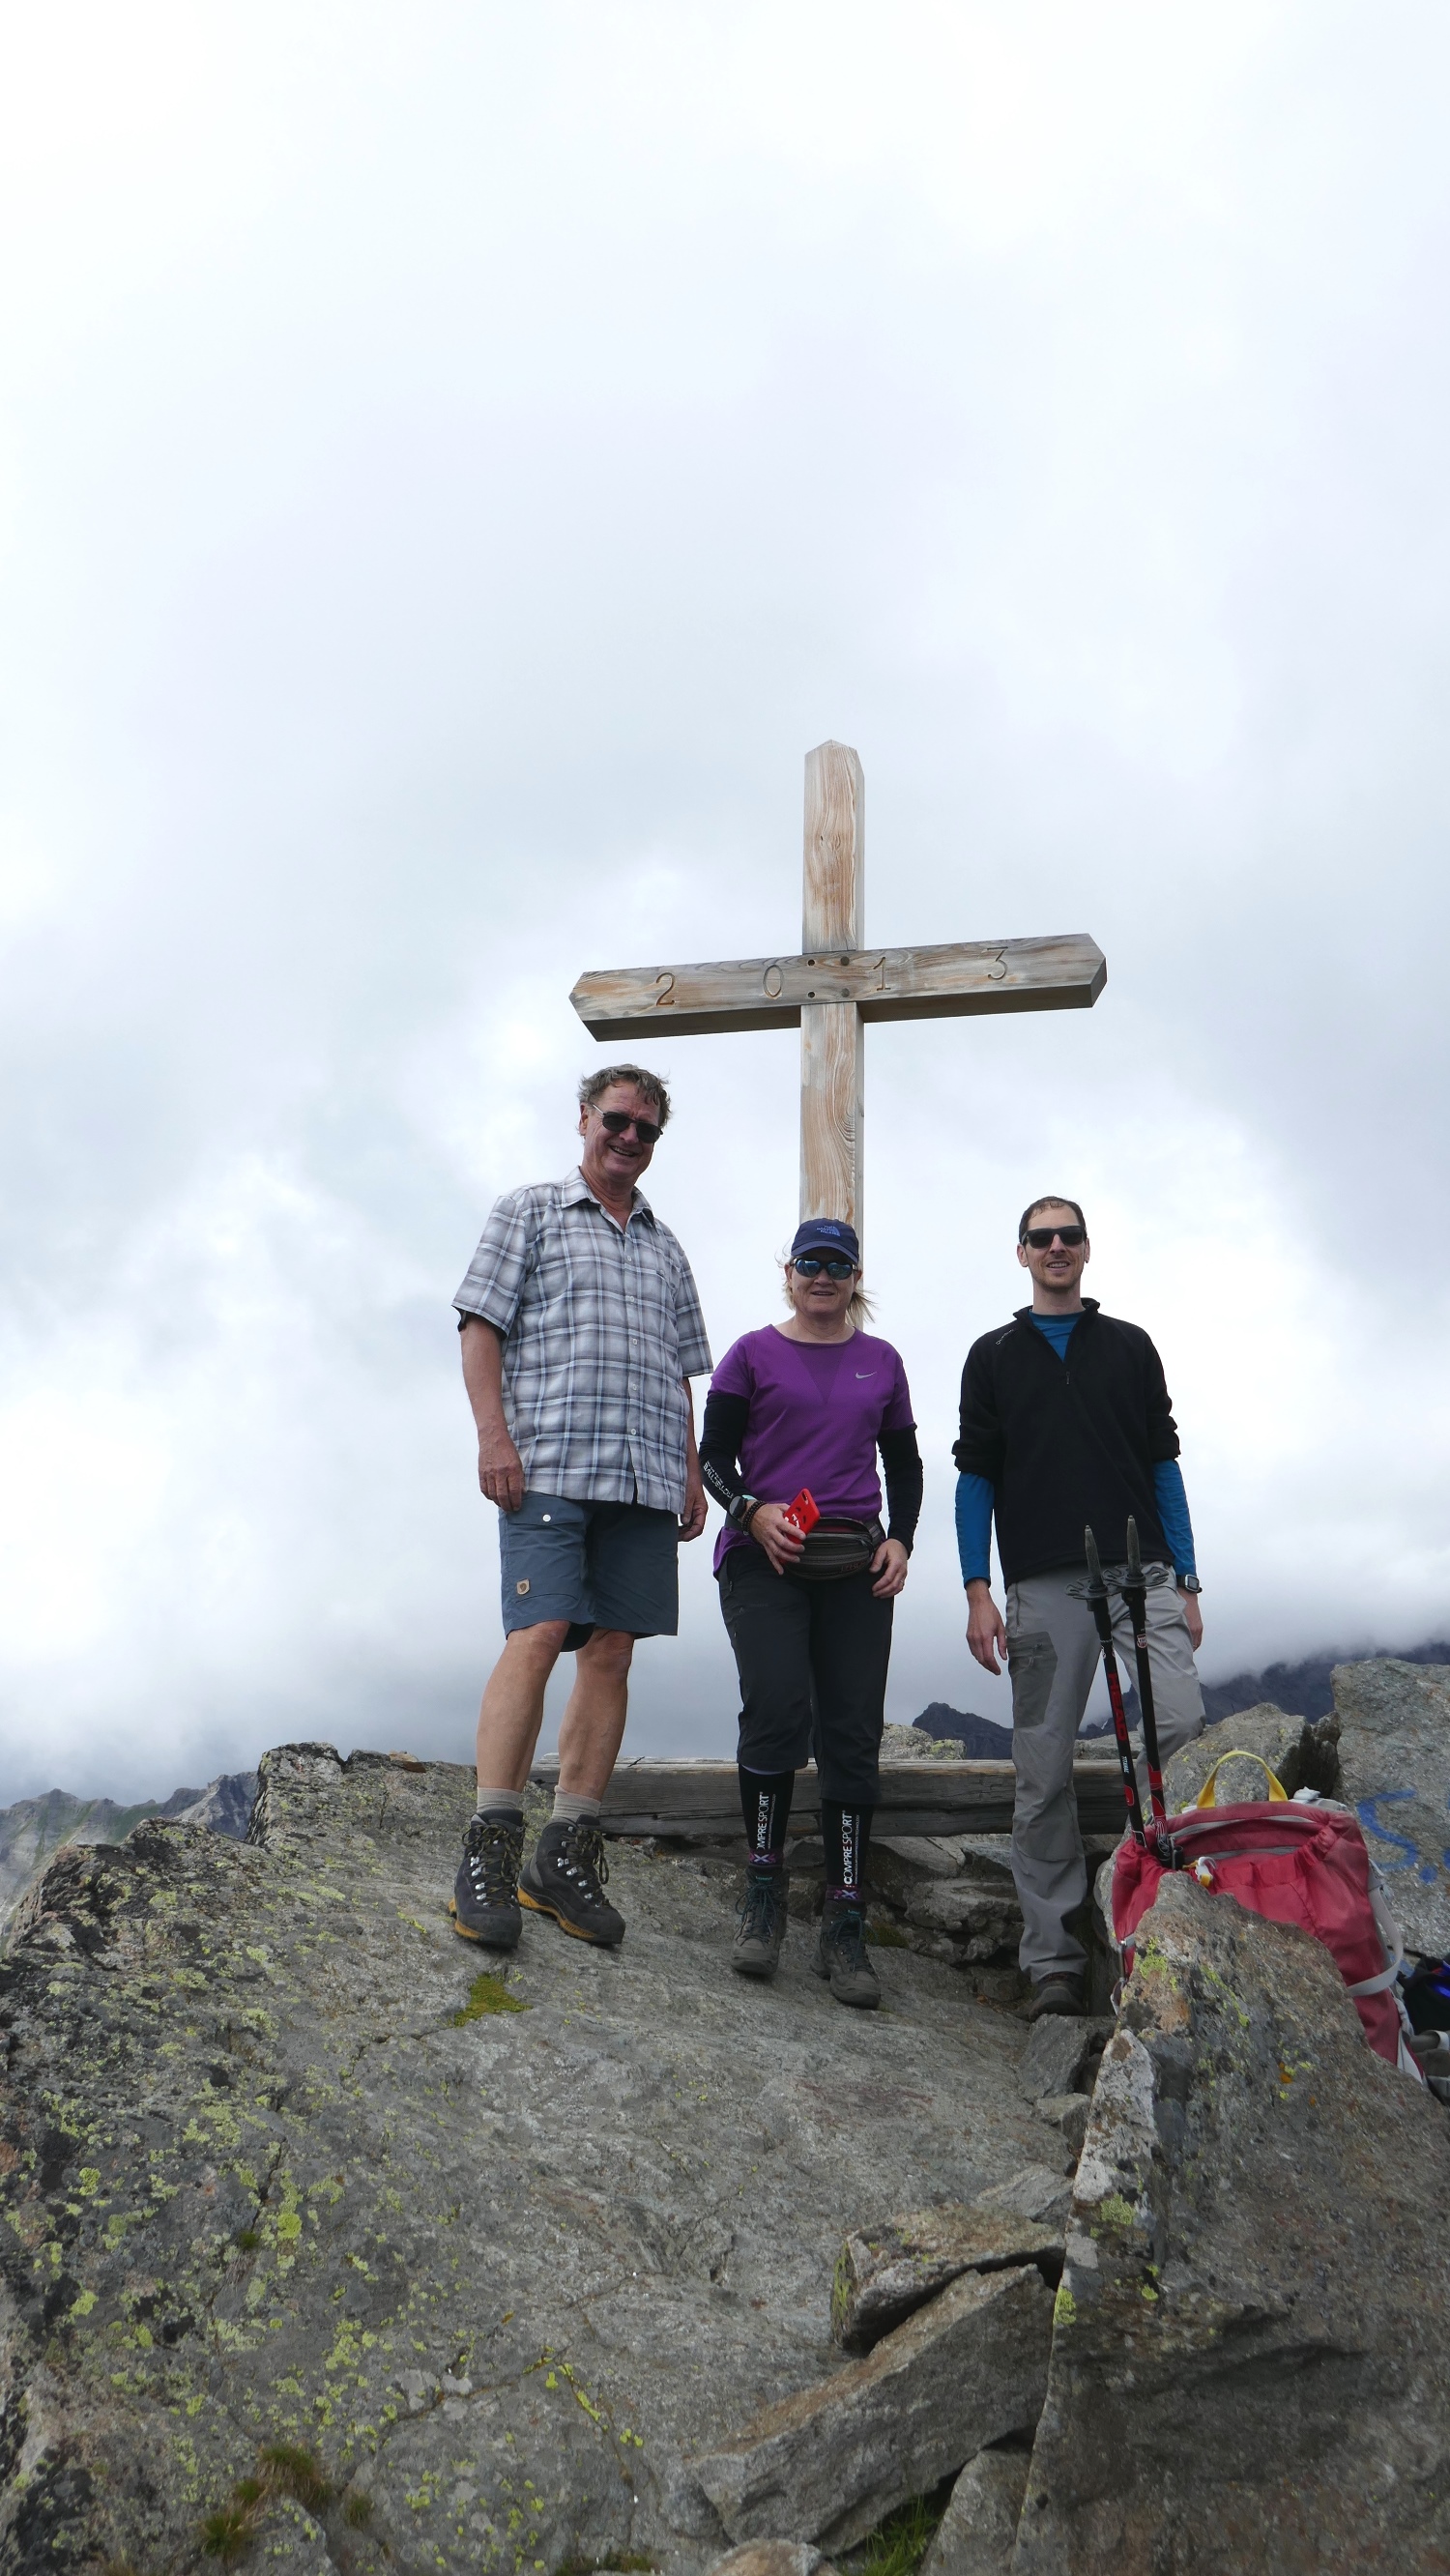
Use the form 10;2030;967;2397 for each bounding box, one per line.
653;972;676;1007
763;963;784;999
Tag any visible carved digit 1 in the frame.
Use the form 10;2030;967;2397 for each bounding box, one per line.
653;972;676;1007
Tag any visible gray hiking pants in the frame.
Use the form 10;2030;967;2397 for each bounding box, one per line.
1005;1565;1204;1980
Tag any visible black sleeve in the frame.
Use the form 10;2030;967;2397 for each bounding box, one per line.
952;1336;1004;1480
700;1390;751;1516
1141;1332;1182;1464
879;1426;923;1553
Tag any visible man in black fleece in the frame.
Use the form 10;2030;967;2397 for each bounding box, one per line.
955;1197;1204;2016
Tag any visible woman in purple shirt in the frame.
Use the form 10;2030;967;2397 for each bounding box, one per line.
699;1219;923;2008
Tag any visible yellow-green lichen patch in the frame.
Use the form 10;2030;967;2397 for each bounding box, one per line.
1054;2284;1078;2328
451;1974;529;2023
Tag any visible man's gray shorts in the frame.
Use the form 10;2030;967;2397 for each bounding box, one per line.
499;1491;680;1644
1005;1563;1204;1982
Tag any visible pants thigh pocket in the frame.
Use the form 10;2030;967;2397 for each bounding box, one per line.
1006;1630;1058;1729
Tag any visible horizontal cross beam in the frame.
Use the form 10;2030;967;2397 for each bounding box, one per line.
571;934;1106;1043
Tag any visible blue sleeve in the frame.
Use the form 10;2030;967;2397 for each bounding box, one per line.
955;1471;995;1585
1152;1458;1197;1581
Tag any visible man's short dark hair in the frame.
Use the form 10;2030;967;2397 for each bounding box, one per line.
1019;1194;1086;1242
578;1064;672;1131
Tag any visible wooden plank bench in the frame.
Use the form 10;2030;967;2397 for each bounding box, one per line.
527;1756;1126;1841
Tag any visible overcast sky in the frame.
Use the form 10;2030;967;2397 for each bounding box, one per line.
1;3;1447;1803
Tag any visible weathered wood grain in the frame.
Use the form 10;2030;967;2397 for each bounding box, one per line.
569;933;1107;1041
799;741;866;1227
802;739;863;951
527;1757;1126;1842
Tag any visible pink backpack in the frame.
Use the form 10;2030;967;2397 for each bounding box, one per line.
1112;1752;1407;2068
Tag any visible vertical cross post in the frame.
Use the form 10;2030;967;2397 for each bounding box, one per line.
800;740;865;1232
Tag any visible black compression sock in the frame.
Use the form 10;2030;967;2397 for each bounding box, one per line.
822;1800;873;1901
739;1766;795;1865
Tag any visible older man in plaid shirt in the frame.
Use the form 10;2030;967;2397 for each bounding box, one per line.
450;1064;711;1953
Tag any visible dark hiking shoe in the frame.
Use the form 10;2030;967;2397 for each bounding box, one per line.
731;1865;790;1980
1028;1974;1086;2020
812;1897;881;2010
450;1811;525;1951
519;1820;625;1948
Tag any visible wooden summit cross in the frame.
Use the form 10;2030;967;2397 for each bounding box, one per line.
570;740;1106;1232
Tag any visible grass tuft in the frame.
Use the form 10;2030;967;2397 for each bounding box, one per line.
849;2489;948;2576
342;2493;374;2530
452;1972;529;2022
260;2442;333;2513
200;2505;255;2562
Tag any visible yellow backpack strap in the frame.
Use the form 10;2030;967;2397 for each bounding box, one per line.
1193;1751;1290;1809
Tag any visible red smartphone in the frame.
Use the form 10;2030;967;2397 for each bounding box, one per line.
782;1487;820;1535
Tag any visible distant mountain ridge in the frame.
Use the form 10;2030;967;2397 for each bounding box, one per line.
914;1637;1450;1755
0;1775;258;1935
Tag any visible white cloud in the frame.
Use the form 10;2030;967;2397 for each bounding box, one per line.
0;2;1446;1797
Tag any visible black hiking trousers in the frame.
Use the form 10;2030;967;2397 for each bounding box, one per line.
717;1547;893;1807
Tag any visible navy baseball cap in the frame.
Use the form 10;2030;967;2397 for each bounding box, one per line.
790;1218;860;1264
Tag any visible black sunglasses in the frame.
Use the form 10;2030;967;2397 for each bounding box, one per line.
598;1109;661;1145
793;1254;856;1281
1021;1225;1086;1250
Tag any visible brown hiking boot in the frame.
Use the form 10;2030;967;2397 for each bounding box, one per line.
812;1897;881;2010
731;1864;790;1980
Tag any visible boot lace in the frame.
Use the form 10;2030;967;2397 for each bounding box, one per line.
552;1822;610;1909
736;1869;783;1945
465;1816;522;1905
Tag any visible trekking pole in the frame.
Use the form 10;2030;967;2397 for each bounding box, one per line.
1118;1517;1177;1868
1068;1526;1146;1848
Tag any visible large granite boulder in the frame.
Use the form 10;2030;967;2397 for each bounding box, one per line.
1162;1701;1341;1812
1014;1872;1450;2573
1333;1658;1450;1954
0;1745;1061;2576
831;2181;1064;2353
691;2263;1052;2548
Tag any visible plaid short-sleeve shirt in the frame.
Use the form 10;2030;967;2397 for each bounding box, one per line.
452;1170;713;1513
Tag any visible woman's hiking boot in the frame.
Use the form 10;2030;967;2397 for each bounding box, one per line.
519;1819;625;1948
731;1863;789;1980
450;1811;525;1951
812;1896;881;2010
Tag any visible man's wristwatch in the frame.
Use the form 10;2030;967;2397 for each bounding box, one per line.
727;1491;760;1531
1178;1574;1203;1595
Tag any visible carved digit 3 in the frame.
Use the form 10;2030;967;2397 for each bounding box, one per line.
653;972;676;1007
987;947;1008;983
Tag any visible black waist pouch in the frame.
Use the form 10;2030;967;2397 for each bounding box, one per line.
794;1517;884;1581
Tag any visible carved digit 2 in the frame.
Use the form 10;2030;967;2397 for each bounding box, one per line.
653;972;676;1007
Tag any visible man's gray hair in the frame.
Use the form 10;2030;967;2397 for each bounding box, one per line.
578;1064;672;1130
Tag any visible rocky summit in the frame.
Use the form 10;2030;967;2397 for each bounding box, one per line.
0;1745;1060;2576
5;1664;1450;2576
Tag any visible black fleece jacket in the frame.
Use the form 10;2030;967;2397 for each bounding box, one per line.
953;1300;1179;1584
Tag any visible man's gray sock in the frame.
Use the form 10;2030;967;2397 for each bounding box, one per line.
475;1787;525;1821
551;1790;602;1827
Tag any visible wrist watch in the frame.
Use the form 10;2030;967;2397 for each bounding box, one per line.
728;1491;760;1531
1178;1574;1203;1595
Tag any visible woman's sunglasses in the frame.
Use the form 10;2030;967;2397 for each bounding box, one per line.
792;1255;857;1280
1021;1225;1086;1249
598;1110;662;1145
